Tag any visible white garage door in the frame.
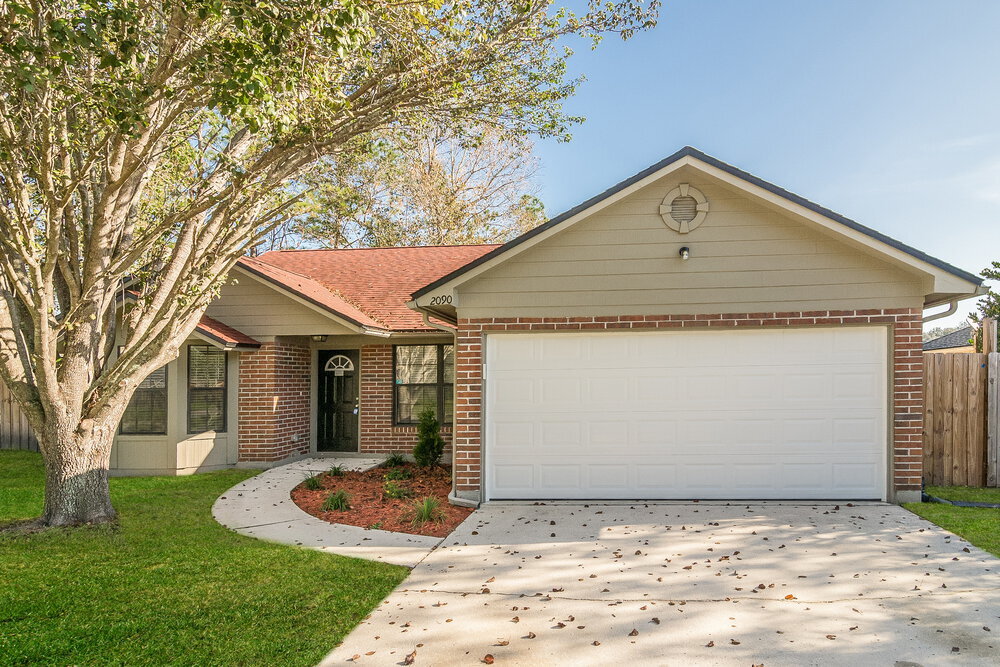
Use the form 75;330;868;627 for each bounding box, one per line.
485;328;887;500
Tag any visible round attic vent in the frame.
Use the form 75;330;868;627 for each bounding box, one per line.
659;184;709;233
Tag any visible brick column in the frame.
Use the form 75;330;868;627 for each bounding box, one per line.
890;310;924;499
238;340;311;463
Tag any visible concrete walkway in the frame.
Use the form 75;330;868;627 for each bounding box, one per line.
212;457;442;567
323;502;1000;666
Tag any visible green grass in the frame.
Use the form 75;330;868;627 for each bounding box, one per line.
0;451;408;666
905;485;1000;558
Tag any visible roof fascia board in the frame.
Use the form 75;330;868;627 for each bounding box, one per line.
232;264;371;334
693;160;981;295
412;147;982;301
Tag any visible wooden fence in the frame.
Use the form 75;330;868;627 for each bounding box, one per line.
0;380;37;452
923;318;1000;487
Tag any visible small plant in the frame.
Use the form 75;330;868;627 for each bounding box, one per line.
382;452;407;468
321;489;351;512
383;480;412;500
410;496;444;527
302;475;323;491
366;521;383;530
413;407;445;467
327;464;344;477
384;466;412;481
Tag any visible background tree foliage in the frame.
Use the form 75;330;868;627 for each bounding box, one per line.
258;126;545;251
0;0;659;525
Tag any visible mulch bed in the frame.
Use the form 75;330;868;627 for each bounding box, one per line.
290;463;473;538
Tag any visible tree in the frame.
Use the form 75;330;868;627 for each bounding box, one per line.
974;261;1000;322
412;406;445;468
0;0;658;526
257;126;546;251
922;325;964;343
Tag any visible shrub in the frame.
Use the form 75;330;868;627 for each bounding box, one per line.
302;475;323;491
381;452;407;468
383;466;412;481
320;489;350;512
410;496;444;526
413;407;445;468
366;521;383;531
327;465;344;477
383;480;412;500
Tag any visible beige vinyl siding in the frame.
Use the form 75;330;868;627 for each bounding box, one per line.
206;273;356;338
111;343;240;476
458;173;926;318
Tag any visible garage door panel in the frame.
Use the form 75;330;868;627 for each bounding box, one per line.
485;328;887;500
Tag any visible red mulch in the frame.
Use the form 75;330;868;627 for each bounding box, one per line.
290;463;473;538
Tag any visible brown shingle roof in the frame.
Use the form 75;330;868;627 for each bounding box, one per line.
241;245;499;331
197;315;261;348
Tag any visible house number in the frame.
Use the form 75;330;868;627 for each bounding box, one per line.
429;295;453;306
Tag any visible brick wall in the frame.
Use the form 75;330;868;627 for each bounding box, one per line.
453;308;923;500
359;344;452;457
238;340;311;462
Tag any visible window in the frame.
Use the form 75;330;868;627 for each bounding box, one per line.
187;345;228;433
121;366;168;435
394;344;453;425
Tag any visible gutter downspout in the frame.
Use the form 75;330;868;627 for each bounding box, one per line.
922;300;959;323
419;311;478;508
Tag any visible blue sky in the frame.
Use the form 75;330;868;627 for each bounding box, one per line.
532;0;1000;329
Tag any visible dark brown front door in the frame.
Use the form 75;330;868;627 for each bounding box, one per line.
317;350;359;452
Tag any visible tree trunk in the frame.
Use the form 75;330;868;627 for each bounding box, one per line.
39;421;118;526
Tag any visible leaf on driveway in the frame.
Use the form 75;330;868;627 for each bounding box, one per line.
705;641;715;647
628;628;639;636
482;654;495;664
404;649;416;665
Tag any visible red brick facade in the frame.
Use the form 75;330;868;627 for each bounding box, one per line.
238;340;312;462
454;308;923;500
359;344;452;457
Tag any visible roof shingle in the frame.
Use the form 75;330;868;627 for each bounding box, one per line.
243;245;498;331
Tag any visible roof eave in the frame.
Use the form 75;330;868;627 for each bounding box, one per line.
411;147;983;300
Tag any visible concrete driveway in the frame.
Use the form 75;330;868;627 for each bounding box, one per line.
323;502;1000;666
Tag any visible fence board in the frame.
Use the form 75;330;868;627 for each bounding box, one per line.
0;381;38;452
989;353;1000;487
923;352;988;487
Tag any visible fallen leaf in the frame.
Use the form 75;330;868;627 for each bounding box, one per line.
482;655;495;664
784;595;796;600
495;640;509;646
826;635;837;640
592;641;601;646
525;632;536;639
404;649;416;665
628;628;639;636
511;616;519;623
730;639;740;645
705;641;715;647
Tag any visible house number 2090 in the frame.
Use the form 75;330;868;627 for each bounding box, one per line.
429;295;453;306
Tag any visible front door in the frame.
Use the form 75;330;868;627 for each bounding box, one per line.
317;350;360;452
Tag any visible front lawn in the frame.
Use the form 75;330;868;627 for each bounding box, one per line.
905;485;1000;558
0;451;408;666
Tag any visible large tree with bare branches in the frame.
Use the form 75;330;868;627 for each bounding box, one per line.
259;127;546;250
0;0;658;526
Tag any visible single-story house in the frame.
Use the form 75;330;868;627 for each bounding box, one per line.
2;147;985;504
923;326;975;354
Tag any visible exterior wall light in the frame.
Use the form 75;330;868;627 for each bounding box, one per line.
311;335;329;343
679;247;691;261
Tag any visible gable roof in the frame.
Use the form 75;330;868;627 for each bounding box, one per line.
242;245;499;332
412;146;982;299
923;326;974;351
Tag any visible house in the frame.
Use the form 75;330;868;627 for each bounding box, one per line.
923;326;975;354
1;147;985;504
